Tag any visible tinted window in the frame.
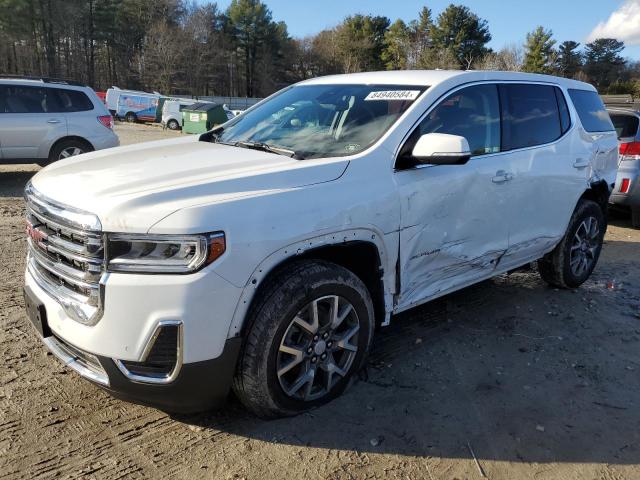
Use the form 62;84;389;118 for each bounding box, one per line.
3;86;46;113
555;87;571;134
51;88;93;112
502;84;562;150
415;84;501;156
610;113;639;139
1;85;93;113
568;89;614;133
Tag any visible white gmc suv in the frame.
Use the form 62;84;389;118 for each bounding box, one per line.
23;71;618;417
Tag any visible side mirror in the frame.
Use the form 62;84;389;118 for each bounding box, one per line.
411;133;471;165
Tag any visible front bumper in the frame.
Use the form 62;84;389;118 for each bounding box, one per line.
26;284;242;413
96;337;241;413
24;256;246;412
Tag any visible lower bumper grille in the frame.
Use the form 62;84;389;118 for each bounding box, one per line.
44;335;109;386
115;322;182;384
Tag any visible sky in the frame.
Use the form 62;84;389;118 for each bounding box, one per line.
210;0;640;60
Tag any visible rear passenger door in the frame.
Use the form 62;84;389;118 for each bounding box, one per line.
497;83;584;267
0;85;67;160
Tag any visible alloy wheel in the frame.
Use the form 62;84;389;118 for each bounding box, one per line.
58;146;84;159
277;295;360;401
569;216;600;277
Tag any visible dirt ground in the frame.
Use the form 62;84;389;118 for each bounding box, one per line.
1;123;640;479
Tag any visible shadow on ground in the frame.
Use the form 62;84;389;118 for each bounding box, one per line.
177;240;640;466
0;169;38;198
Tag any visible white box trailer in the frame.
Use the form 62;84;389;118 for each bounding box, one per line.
105;87;161;116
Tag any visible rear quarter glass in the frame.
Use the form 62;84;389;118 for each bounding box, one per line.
568;89;615;133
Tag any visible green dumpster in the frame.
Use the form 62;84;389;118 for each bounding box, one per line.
182;102;228;134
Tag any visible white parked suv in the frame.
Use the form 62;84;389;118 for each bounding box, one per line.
0;77;119;164
23;71;618;417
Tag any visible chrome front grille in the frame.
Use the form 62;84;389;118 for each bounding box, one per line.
25;183;105;325
44;335;109;386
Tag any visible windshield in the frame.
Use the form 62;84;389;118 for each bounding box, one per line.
211;84;426;159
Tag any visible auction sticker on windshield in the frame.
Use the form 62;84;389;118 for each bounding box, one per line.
365;90;421;101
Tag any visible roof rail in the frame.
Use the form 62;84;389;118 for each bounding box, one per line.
0;74;86;87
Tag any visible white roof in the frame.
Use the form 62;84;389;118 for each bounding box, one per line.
300;70;595;91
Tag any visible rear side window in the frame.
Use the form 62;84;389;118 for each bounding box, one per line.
610;113;639;139
501;84;562;150
568;89;614;133
50;88;94;112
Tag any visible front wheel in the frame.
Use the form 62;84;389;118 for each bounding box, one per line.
233;260;374;418
538;199;605;289
125;112;137;123
167;119;180;130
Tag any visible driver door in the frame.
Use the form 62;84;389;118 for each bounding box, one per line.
394;83;510;310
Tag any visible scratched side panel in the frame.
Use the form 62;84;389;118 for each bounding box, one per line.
394;155;510;310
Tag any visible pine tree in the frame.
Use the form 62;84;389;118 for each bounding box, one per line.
523;26;556;74
431;5;491;69
382;19;410;70
557;41;582;78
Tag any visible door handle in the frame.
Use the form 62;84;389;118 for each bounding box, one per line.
492;170;513;184
573;158;590;169
47;119;61;124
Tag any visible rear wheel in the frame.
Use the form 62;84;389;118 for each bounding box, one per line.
538;199;605;289
233;260;374;418
125;112;137;123
49;139;93;162
167;119;180;130
632;207;640;229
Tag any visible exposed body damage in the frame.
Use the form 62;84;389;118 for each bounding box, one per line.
24;70;620;414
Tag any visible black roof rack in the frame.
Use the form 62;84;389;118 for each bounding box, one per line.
0;75;86;87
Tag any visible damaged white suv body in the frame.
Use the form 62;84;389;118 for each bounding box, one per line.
24;71;618;417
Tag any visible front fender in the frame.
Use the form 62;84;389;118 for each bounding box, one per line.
225;227;396;338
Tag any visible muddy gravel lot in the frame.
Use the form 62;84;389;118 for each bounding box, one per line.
1;123;640;479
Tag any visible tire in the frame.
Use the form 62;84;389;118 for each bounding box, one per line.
125;112;137;123
48;138;93;162
632;207;640;229
167;119;180;130
233;260;375;418
538;199;605;289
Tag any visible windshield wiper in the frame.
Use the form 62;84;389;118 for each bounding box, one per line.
233;141;298;158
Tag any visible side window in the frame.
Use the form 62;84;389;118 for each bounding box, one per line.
50;88;94;112
501;84;562;150
5;86;46;113
568;89;615;133
415;84;501;156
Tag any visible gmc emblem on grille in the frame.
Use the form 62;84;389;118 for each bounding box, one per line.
25;219;48;247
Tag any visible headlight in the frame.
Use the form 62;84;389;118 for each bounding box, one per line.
106;232;225;273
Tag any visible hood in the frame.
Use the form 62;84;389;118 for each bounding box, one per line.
31;137;348;232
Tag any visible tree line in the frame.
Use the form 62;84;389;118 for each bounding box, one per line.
0;0;638;98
